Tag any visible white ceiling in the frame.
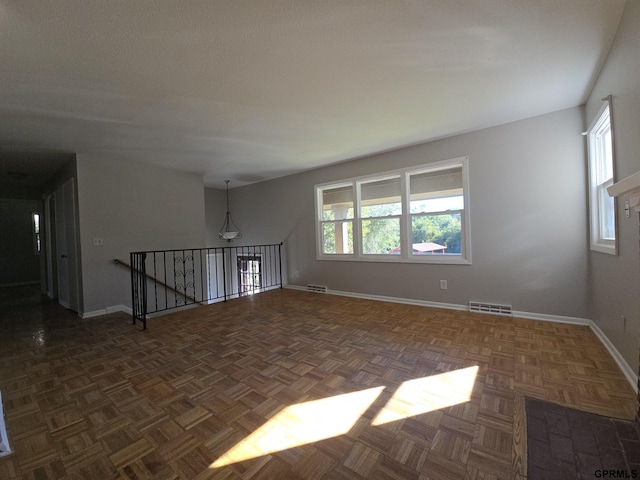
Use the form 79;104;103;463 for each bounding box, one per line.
0;1;626;189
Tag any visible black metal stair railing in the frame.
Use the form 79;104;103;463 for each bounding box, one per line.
129;243;283;330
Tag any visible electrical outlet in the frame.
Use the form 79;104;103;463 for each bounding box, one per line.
439;280;448;290
294;271;300;278
92;237;104;246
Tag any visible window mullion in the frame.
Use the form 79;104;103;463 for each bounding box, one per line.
401;173;409;259
354;180;362;258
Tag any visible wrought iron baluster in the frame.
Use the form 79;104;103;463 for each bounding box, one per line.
278;243;283;288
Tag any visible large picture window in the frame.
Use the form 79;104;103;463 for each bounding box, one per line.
315;157;471;264
587;100;617;255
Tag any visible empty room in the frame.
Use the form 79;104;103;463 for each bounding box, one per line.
1;1;639;479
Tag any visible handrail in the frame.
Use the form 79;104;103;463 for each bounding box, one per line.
114;259;197;303
130;243;284;254
127;243;283;330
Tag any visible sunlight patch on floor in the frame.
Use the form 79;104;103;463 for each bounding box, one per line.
211;386;384;467
371;366;479;426
210;366;479;468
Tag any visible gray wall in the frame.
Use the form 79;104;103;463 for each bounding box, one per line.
585;0;640;379
205;187;227;246
207;106;588;319
0;198;41;285
76;155;206;314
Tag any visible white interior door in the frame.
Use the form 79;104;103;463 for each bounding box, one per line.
54;178;79;311
44;194;55;298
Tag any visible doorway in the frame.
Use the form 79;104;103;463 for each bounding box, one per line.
0;199;42;287
237;254;262;296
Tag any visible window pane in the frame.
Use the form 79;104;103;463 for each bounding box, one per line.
411;195;464;214
362;218;400;254
33;212;41;253
596;126;613;182
361;177;401;217
322;186;354;221
409;167;462;214
603;127;613;180
411;213;462;255
322;221;353;254
598;185;615;240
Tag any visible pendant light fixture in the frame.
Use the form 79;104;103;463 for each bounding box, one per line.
218;180;242;241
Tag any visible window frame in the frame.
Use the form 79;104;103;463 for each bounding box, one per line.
316;181;356;257
32;212;41;255
358;174;403;258
315;156;471;264
587;101;617;255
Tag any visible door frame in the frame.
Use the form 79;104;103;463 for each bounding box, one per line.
52;178;80;311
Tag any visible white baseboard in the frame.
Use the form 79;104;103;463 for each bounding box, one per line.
328;288;468;312
0;281;39;287
588;320;639;393
82;305;132;319
511;310;589;326
284;284;638;393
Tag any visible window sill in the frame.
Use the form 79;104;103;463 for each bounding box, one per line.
608;171;640;213
317;254;471;265
590;243;617;256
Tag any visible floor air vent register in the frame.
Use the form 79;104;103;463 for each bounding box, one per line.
307;284;328;293
468;301;513;316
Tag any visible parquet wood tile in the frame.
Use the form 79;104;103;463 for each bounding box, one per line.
0;286;637;479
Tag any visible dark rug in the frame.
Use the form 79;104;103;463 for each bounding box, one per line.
526;397;640;479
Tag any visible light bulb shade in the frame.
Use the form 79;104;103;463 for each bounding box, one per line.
220;231;241;240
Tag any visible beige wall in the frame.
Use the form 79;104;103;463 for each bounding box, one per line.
585;0;640;381
209;106;589;320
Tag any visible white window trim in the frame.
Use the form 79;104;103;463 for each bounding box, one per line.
315;156;472;265
587;101;617;255
32;212;41;255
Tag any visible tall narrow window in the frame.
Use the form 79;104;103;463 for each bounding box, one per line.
32;212;41;254
318;184;354;255
587;101;616;255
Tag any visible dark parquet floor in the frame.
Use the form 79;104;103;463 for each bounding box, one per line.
0;285;637;479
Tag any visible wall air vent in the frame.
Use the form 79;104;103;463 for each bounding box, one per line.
469;301;512;316
307;284;328;293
